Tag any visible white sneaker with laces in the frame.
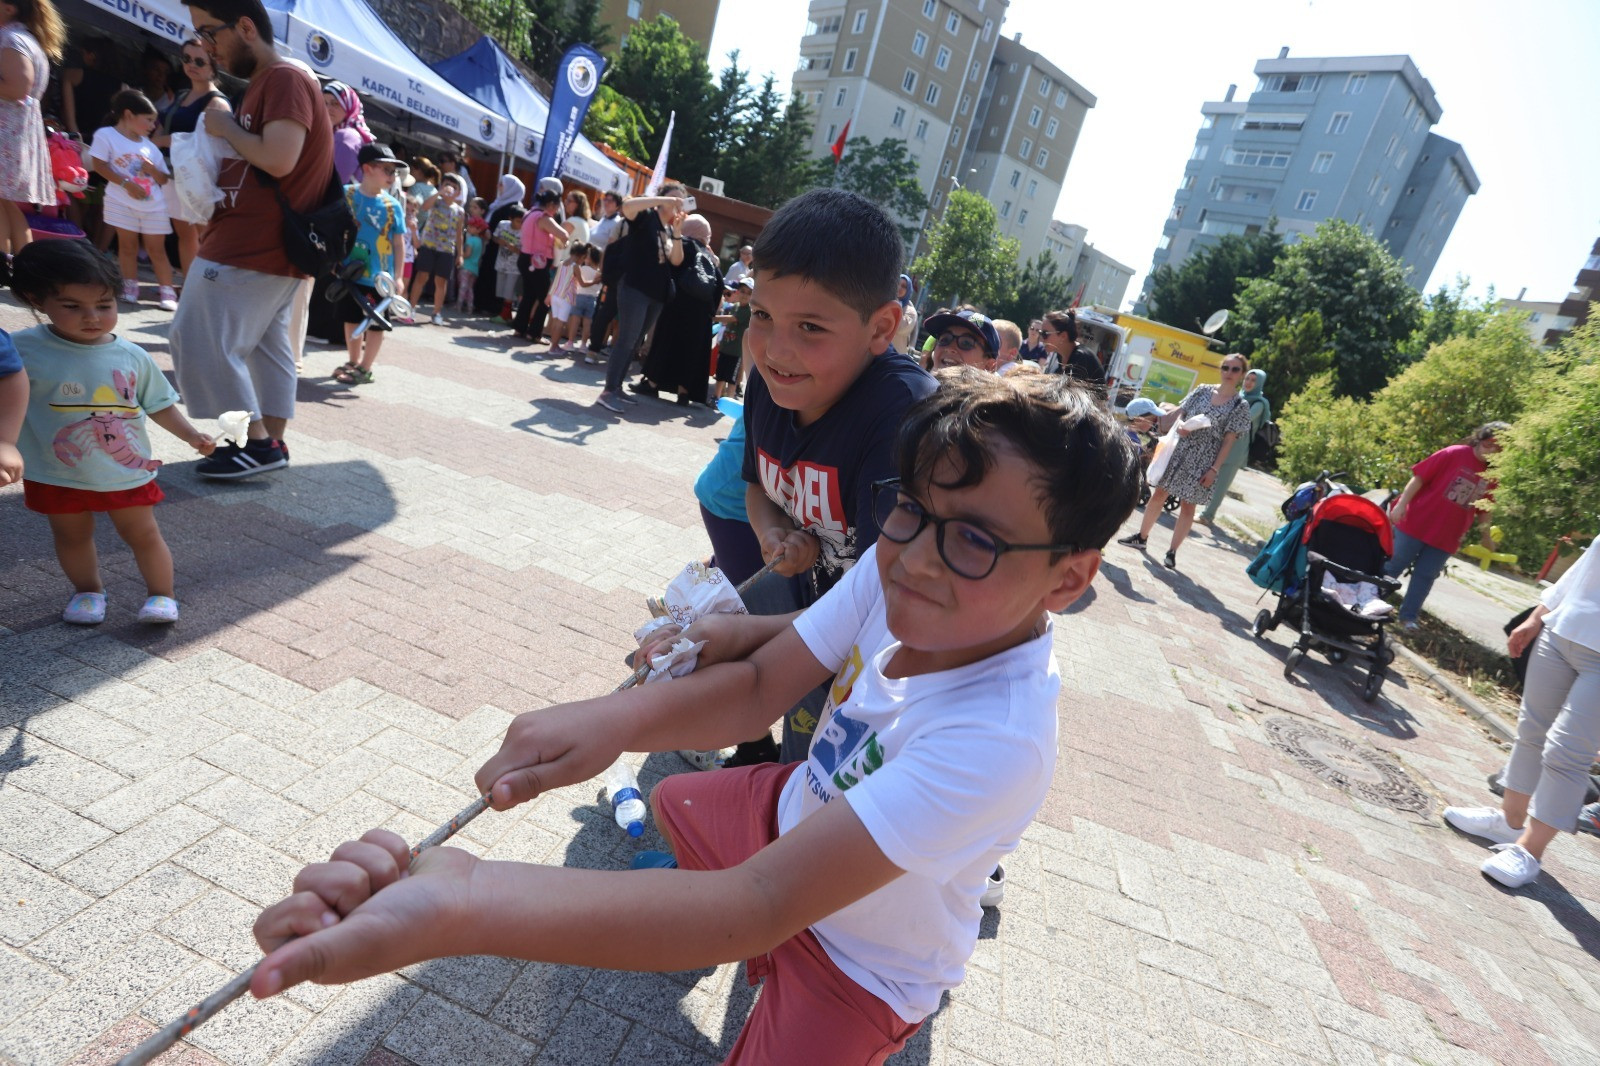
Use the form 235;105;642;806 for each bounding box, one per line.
1481;843;1540;887
157;285;179;311
980;865;1005;908
431;313;445;325
1442;806;1523;845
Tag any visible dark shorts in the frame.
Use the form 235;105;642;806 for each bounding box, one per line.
24;479;165;514
413;246;455;279
336;284;380;325
715;349;742;383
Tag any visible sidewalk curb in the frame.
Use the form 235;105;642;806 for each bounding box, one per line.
1391;642;1516;746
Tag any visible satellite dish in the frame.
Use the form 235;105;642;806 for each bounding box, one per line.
1202;309;1230;335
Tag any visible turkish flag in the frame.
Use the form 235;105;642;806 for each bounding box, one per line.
831;120;851;163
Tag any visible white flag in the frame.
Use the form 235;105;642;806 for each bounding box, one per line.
645;111;676;196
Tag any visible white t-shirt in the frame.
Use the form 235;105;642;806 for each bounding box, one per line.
565;217;591;245
1543;543;1599;653
90;125;169;214
781;542;1060;1022
724;260;751;286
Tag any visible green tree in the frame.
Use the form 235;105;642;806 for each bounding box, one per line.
582;83;652;160
910;188;1018;312
1368;312;1543;489
1145;225;1283;337
806;137;930;240
606;17;719;183
1486;313;1600;563
1275;373;1387;489
452;0;534;59
562;0;615;54
1252;311;1335;412
992;252;1068;327
1231;219;1423;399
523;0;569;75
720;81;816;208
1399;275;1498;362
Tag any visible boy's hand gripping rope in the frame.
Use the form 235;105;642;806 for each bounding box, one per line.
118;557;781;1065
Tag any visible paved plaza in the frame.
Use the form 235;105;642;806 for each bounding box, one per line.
2;296;1598;1066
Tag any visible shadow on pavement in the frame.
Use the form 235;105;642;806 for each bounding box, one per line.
1494;871;1600;964
1091;559;1156;606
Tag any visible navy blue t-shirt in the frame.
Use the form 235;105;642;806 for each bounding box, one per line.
742;349;936;596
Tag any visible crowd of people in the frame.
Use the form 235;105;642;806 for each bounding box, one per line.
0;1;1596;1060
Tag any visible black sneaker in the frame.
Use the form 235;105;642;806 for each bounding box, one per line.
197;439;289;479
719;736;780;768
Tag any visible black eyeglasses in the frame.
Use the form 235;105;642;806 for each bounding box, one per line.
1039;328;1068;338
181;54;211;67
934;333;985;353
872;479;1078;580
195;20;236;45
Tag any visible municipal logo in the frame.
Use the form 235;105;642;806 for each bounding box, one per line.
305;31;333;68
567;56;599;98
479;117;496;140
523;134;537;156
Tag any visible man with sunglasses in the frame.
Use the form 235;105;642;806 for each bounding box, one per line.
923;308;1000;372
167;0;333;479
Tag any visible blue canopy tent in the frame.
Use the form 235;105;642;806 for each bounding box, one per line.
263;0;508;153
432;36;626;194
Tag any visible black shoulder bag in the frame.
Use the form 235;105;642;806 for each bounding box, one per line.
256;165;357;278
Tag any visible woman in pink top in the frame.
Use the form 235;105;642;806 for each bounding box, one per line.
511;189;567;343
1382;422;1507;628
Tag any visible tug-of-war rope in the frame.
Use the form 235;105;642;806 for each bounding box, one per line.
118;556;783;1065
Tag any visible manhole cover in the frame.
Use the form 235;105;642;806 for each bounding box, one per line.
1263;716;1432;814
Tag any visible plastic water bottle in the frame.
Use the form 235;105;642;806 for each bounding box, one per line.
601;760;646;837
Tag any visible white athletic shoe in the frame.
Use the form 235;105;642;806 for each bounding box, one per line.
1442;806;1523;845
980;865;1005;908
1481;843;1540;888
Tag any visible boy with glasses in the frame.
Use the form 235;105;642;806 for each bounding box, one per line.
330;143;403;387
924;308;999;371
244;369;1142;1064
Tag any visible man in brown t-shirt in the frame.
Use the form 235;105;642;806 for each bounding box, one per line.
171;0;335;479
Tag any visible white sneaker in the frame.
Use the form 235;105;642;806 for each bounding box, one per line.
1442;806;1523;845
157;285;179;311
980;865;1005;908
431;314;445;326
1481;843;1540;887
120;280;139;304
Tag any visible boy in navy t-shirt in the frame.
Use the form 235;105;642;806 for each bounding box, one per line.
732;189;936;764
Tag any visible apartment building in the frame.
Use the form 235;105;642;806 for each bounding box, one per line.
600;0;722;51
791;2;1092;265
1139;51;1478;307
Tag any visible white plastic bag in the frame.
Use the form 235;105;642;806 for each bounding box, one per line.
1145;414;1212;487
169;131;229;223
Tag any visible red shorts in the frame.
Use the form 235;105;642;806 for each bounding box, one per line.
654;764;920;1066
23;479;165;514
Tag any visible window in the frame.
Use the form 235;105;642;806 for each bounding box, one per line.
826;124;837;143
949;125;961;146
1201;114;1216;129
1395;146;1408;170
834;87;847;107
931;189;943;209
1239;113;1306;131
902;69;917;94
946;11;959;32
1018;209;1028;224
891;106;906;128
1295;190;1317;211
935;45;951;70
813;91;823;106
1158;234;1171;251
959;93;971;115
914;119;928;140
1378;184;1391;205
1038;76;1051;96
922;0;936;16
1180;173;1196;191
940;158;951;176
1405;185;1417;196
1168;203;1183;222
627;0;642;17
1028;106;1042;127
842;48;858;72
1046;117;1059;138
1009;169;1021;188
1189;143;1208;161
852;9;867;33
1257;73;1320;92
1312;152;1333;173
1036;148;1048;167
1389;218;1400;228
983;18;993;40
998;95;1007;106
1328;112;1351;135
1403;95;1415;118
912;31;928;57
924;83;940;106
1000;200;1011;218
1055;88;1068;108
1411;113;1423;133
969;61;981;83
1019;137;1032;159
808;14;841;33
1368;172;1381;194
1027;179;1038;197
1345;72;1366;94
1225;148;1291;167
1384;134;1397;157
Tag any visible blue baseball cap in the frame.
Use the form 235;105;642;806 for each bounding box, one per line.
923;309;1000;357
1126;398;1162;418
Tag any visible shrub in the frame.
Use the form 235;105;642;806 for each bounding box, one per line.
1276;373;1387;490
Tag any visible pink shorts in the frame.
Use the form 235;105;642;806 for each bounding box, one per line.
654;763;920;1065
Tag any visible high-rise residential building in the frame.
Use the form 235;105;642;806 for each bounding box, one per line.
600;0;722;52
790;3;1092;265
1040;221;1134;310
1138;51;1478;308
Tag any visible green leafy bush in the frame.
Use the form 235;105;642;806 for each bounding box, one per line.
1275;373;1387;490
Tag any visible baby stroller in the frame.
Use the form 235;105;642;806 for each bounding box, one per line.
1248;475;1400;702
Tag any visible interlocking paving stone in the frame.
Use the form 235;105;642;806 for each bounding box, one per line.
25;864;208;976
174;828;303;908
0;789;114;870
56;805;220;897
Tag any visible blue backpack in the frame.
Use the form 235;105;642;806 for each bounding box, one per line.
1247;515;1309;596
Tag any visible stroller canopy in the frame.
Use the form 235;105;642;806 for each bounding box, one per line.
1304;494;1394;558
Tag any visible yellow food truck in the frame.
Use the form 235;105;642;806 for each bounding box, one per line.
1072;307;1224;410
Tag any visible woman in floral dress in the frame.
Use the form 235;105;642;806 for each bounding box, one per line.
1117;353;1254;570
0;0;63;259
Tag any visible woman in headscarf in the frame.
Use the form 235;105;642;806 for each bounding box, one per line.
631;213;721;407
891;273;919;351
1199;368;1270;526
322;81;374;183
474;174;524;314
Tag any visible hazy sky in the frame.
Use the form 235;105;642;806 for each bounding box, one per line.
707;0;1600;309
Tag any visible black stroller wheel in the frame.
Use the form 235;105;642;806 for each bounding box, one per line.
1362;668;1385;703
1253;609;1274;638
1163;493;1181;514
1283;647;1304;679
1327;648;1348;664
